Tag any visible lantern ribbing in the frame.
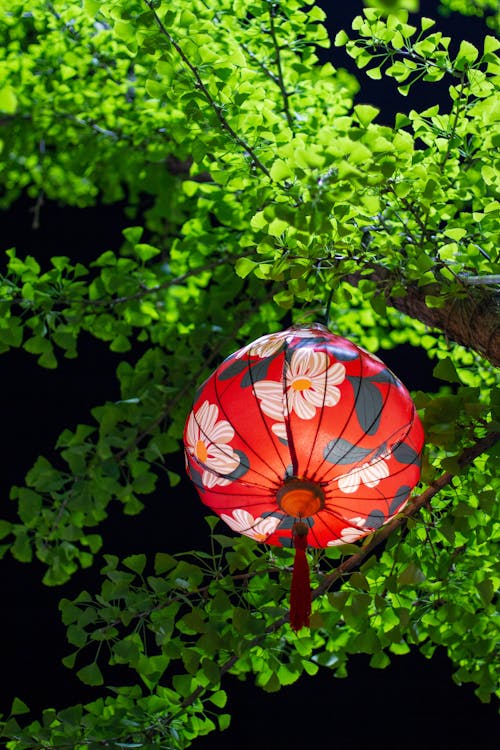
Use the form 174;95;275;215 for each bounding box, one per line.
184;324;424;630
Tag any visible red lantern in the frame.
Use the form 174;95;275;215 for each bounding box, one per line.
183;324;424;630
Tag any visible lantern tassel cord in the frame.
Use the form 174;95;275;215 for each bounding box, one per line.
290;525;311;631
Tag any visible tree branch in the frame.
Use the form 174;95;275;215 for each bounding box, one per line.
313;430;499;599
163;430;499;726
268;3;294;129
345;267;500;367
143;0;271;179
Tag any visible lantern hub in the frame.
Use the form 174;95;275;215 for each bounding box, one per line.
277;478;325;518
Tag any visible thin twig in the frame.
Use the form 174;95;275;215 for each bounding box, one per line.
395;47;458;77
268;3;294;129
314;430;499;599
161;430;499;726
113;286;278;461
89;257;230;307
2;257;231;309
241;42;279;85
439;74;467;174
143;0;271;179
460;275;500;286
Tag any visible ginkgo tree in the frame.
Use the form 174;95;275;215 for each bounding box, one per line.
0;0;498;747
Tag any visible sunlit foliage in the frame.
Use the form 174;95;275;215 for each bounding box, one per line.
0;0;498;747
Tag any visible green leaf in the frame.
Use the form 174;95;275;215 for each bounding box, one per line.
250;211;267;230
179;9;196;26
370;651;391;669
268;218;289;237
209;689;227;708
354;104;379;126
202;658;221;685
61;651;78;669
24;336;51;355
366;66;382;80
167;470;181;487
123;554;147;575
17;489;42;525
172;674;195;697
270;160;293;182
484;35;500;55
235;258;257;279
10;697;30;716
59;598;82;626
455;40;479;69
154;552;176;575
420;17;435;32
122;226;144;244
335;29;349;46
262;672;281;692
67;624;87;648
398;563;426;586
134;244;161;262
303;660;319;676
114;19;135;42
433;357;460;383
0;520;12;539
77;662;104;686
11;531;32;563
443;227;466;241
0;86;17;114
476;580;494;606
218;713;231;731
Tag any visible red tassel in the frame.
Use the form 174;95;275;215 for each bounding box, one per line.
290;523;311;631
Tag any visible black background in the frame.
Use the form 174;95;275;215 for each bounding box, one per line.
1;1;497;747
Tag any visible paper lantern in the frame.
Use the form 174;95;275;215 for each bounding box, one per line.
183;324;424;630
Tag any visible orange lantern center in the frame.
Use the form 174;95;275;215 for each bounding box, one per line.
277;478;325;517
291;377;312;391
195;440;208;463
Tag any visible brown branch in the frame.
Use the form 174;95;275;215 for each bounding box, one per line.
313;430;499;599
164;430;498;724
345;266;500;367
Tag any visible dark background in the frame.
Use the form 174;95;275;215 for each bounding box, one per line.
1;1;497;747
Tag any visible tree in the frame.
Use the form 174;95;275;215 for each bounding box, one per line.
0;0;498;747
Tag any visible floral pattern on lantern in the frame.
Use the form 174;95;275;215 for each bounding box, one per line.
184;400;241;487
327;516;369;546
220;508;281;541
253;348;346;421
337;455;390;494
183;324;424;550
234;332;286;360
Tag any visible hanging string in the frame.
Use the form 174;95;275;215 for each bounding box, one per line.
324;286;335;329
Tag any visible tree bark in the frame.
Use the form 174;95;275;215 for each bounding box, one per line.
347;269;500;367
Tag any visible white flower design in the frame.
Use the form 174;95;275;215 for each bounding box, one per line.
185;400;240;488
327;516;367;546
235;332;285;360
271;421;288;441
337;456;390;494
220;508;281;541
253;349;346;421
357;345;384;363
